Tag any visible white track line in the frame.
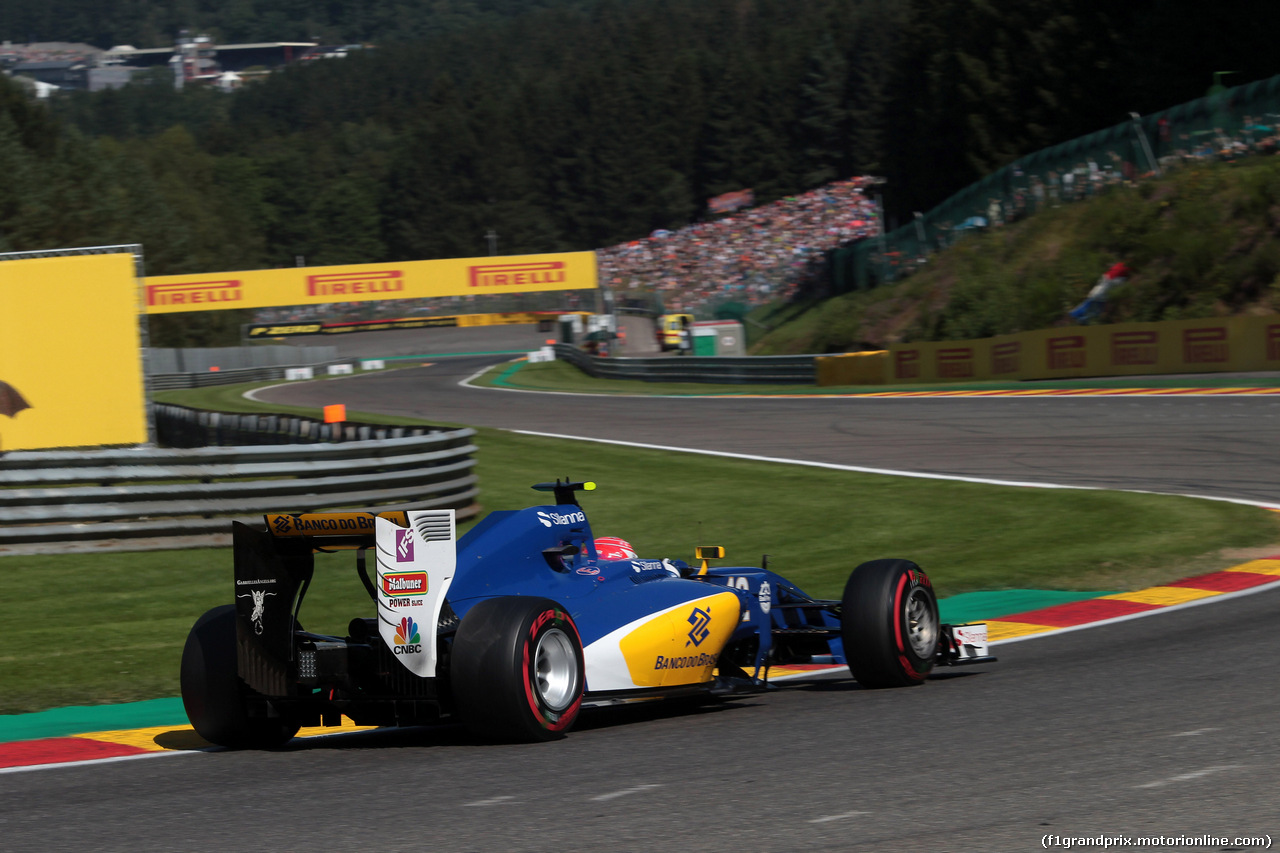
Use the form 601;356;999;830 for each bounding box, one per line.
808;810;870;824
590;783;661;801
1136;765;1244;789
510;429;1280;510
0;748;197;775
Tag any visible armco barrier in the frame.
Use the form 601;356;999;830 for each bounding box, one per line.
0;409;478;554
149;345;339;374
554;344;815;384
148;363;353;390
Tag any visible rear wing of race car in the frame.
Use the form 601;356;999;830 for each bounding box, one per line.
264;510;407;548
233;510;456;696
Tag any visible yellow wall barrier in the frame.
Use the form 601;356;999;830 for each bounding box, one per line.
878;316;1280;384
816;351;888;386
0;253;148;451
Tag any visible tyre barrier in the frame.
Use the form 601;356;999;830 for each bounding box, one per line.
152;403;434;448
0;406;479;554
553;344;815;384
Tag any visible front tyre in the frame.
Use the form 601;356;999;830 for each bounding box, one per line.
450;597;584;742
180;605;300;748
841;559;939;688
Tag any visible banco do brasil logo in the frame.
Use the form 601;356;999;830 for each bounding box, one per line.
686;607;711;647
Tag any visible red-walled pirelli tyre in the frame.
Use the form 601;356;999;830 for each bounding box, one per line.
841;559;939;688
450;597;585;742
180;605;300;749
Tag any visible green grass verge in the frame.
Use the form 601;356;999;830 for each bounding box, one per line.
4;377;1273;715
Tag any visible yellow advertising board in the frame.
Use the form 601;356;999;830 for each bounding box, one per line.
0;253;148;451
881;316;1280;385
142;251;598;315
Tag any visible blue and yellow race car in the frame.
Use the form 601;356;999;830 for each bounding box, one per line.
181;480;994;747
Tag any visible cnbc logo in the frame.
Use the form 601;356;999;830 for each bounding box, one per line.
393;617;422;655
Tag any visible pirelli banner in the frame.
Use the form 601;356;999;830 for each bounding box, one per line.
882;316;1280;384
143;251;597;315
0;252;149;451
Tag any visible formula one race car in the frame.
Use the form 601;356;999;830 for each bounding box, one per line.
181;480;995;748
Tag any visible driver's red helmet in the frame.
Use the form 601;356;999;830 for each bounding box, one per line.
594;536;637;561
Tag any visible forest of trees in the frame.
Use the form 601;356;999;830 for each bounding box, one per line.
0;0;595;51
1;0;1278;343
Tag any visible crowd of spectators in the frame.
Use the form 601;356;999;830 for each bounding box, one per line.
254;176;882;324
596;176;880;316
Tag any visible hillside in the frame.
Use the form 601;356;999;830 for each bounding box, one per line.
750;155;1280;355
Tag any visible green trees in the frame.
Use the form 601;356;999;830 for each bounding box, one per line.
2;0;1276;285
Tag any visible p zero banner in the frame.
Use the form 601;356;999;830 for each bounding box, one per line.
882;317;1280;384
143;251;598;315
0;253;148;451
245;311;588;338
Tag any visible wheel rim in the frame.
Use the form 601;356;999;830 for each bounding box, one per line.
904;587;938;658
533;628;578;712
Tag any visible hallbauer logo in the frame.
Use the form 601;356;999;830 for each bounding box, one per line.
381;571;427;597
393;616;422;655
686;607;711;647
395;528;415;562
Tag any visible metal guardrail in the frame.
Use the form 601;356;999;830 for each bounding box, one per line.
554;344;815;384
148;345;340;374
0;408;479;554
148;362;352;390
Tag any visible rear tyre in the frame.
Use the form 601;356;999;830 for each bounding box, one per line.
180;605;300;749
841;559;939;688
450;597;584;742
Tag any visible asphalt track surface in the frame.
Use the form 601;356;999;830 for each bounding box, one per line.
6;328;1278;851
264;330;1280;505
